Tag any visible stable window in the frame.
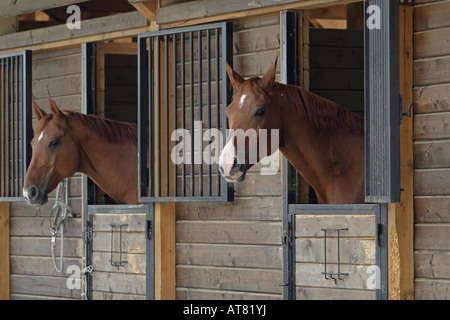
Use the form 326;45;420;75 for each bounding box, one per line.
0;50;32;201
137;22;234;203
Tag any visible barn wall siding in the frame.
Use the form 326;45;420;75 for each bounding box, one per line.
413;0;450;300
9;46;83;300
175;14;283;300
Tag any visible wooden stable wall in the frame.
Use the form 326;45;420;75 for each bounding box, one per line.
9;46;83;299
413;0;450;300
175;13;283;299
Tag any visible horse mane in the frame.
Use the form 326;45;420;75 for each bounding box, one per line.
278;83;364;135
66;111;138;143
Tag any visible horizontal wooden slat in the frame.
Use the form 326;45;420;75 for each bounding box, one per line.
176;221;282;245
176;265;282;294
92;251;146;274
295;215;375;238
295;238;376;264
309;28;363;48
309;69;364;90
414;169;450;195
414;113;450;140
92;271;146;296
10;217;82;237
414;27;450;59
413;84;450;114
10;256;81;277
414;196;450;223
0;0;87;18
415;224;450;250
176;287;280;300
295;262;377;290
92;213;147;232
176;243;282;269
296;286;375;300
415;279;450;300
92;232;146;254
10;274;81;299
10;237;82;257
414;140;450;169
176;196;282;221
414;1;450;32
310;47;364;69
32;74;82;99
414;56;450;86
414;252;450;279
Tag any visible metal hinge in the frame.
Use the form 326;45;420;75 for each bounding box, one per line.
282;220;292;249
377;223;384;247
146;220;152;240
83;220;92;245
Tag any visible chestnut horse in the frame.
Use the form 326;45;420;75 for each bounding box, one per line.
218;58;364;204
23;99;138;206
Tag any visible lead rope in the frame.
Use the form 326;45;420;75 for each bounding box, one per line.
49;178;74;273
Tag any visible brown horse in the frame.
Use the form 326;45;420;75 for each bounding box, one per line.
23;99;139;206
218;58;365;204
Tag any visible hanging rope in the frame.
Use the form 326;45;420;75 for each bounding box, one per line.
49;178;74;273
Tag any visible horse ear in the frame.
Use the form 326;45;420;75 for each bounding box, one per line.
32;101;47;120
261;56;278;91
226;61;244;90
48;99;65;119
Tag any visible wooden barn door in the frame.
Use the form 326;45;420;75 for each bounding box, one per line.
81;43;154;300
287;204;387;299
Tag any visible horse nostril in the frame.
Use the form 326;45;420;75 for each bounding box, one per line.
28;185;38;200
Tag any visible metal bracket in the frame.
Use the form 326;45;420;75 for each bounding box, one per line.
321;228;349;285
110;223;128;270
400;102;413;124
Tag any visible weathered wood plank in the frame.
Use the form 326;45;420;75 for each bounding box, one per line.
295;238;376;265
414;113;450;140
32;74;82;100
295;262;377;290
91;213;147;232
310;47;364;69
414;140;450;169
10;237;82;257
414;252;450;279
32;53;82;81
176;288;281;300
177;221;282;245
309;28;363;48
415;279;450;300
414;27;450;59
414;196;450;223
10;217;82;237
0;0;87;18
92;271;146;296
176;265;282;294
414;169;450;196
92;232;146;254
0;202;10;300
296;286;375;300
413;84;450;114
92;251;146;274
414;56;450;87
309;69;364;90
10;256;81;277
176;243;282;269
414;1;450;32
176;197;282;221
295;215;375;237
10;275;81;299
415;224;450;250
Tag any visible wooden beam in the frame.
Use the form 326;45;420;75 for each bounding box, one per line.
157;0;360;27
0;202;10;300
388;3;414;300
0;0;88;18
129;0;156;21
0;11;152;53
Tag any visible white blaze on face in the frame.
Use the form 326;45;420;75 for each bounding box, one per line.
219;139;236;177
38;131;44;142
239;94;247;109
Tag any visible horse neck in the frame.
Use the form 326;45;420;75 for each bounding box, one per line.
275;84;364;203
68;116;138;204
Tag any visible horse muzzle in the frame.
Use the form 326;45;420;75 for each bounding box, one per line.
23;184;49;207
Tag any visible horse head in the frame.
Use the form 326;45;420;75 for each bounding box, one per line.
23;99;81;206
219;57;281;183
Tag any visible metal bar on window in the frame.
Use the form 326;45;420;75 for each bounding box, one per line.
215;28;220;196
181;33;186;197
206;29;212;196
173;33;178;198
189;31;194;197
198;30;203;197
164;35;169;197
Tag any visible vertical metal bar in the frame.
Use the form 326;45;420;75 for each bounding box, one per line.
206;29;212;196
5;57;9;196
22;51;32;197
156;36;161;197
198;30;203;196
149;38;154;198
1;58;4;197
138;36;149;199
164;35;169;197
189;31;194;196
215;28;220;196
323;229;327;278
14;56;19;195
173;33;178;197
222;22;234;201
181;33;186;197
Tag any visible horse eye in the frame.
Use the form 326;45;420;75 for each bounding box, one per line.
48;140;59;149
255;108;265;117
